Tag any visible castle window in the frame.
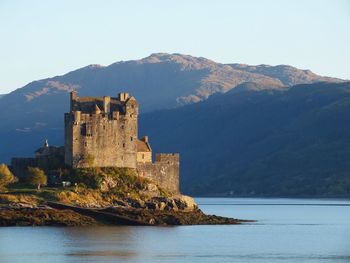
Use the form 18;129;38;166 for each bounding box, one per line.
130;136;133;141
142;154;145;159
121;125;124;129
84;142;87;147
80;124;87;136
123;143;125;148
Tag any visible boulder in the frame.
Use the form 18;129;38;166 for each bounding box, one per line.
173;195;198;211
124;198;145;208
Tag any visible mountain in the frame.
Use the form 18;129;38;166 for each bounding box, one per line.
139;81;350;197
0;53;344;172
228;64;340;86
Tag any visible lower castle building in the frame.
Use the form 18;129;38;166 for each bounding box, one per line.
11;92;179;194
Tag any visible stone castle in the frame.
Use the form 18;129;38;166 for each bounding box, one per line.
11;92;179;193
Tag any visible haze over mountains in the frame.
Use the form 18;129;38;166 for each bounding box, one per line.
0;53;348;196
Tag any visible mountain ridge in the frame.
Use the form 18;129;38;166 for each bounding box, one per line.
139;81;350;196
0;54;346;193
1;53;344;107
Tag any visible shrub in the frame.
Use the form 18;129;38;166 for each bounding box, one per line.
71;168;103;189
27;167;47;190
0;163;18;190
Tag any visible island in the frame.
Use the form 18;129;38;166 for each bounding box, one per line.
0;91;248;226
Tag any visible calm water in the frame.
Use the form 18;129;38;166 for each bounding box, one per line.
0;198;349;263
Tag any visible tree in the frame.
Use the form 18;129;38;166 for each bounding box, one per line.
27;167;47;190
0;163;18;190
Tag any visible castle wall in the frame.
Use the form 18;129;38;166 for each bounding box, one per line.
136;151;152;163
10;147;64;180
64;91;180;194
10;158;38;179
137;153;180;194
65;95;138;168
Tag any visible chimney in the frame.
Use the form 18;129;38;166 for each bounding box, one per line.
70;91;77;112
143;136;149;143
103;96;110;113
119;92;129;102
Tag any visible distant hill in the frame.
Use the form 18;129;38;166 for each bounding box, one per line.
228;64;340;86
0;53;345;192
0;53;343;131
140;81;350;197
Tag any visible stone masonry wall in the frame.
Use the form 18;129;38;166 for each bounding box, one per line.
137;153;180;194
11;150;64;180
65;94;138;168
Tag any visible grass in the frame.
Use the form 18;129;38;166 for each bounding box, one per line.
1;167;170;208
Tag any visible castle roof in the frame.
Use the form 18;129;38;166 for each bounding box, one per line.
137;139;152;152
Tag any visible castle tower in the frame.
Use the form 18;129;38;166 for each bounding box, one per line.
64;91;139;168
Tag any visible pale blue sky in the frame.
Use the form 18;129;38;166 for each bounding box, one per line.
0;0;349;93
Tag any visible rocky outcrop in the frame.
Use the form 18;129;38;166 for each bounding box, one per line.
0;191;248;226
0;207;97;226
110;195;197;212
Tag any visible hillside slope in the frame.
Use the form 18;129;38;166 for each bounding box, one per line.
139;81;350;196
0;53;343;165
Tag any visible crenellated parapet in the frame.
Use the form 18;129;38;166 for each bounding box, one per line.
137;153;180;194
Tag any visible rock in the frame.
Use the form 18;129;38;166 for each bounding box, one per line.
113;199;129;207
9;203;35;209
166;200;178;211
159;202;167;211
100;176;119;192
125;198;144;208
146;196;197;211
145;201;157;210
0;207;97;226
146;183;158;192
151;197;168;203
173;195;198;211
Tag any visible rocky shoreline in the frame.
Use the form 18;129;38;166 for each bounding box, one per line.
0;205;248;226
0;194;250;226
0;168;251;227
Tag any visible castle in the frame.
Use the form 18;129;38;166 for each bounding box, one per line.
11;92;179;193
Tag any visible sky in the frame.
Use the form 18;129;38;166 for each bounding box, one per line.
0;0;349;94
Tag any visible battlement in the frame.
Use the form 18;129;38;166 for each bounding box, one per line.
155;153;180;163
137;153;180;194
69;91;137;116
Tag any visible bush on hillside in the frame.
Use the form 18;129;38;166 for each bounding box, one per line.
0;164;18;190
